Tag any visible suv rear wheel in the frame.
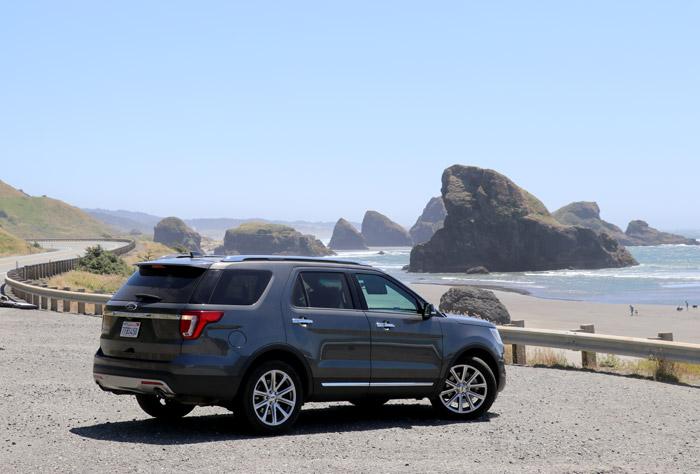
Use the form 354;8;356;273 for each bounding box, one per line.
239;361;303;434
135;394;194;420
430;356;496;420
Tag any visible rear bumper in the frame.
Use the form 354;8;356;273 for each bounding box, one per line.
93;349;241;402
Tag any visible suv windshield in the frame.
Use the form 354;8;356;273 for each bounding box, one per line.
113;265;208;304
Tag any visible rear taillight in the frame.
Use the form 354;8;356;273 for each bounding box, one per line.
179;310;224;340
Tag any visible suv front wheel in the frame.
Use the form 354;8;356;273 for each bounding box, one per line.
239;361;303;434
430;356;496;420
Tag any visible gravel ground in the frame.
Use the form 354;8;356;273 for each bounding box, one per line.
1;308;699;473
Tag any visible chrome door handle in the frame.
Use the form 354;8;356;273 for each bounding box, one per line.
376;321;395;329
292;318;314;326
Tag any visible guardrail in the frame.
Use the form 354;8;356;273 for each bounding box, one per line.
498;320;700;365
4;239;134;315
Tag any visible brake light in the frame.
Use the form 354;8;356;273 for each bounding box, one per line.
179;310;224;340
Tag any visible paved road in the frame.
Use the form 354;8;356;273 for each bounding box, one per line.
0;240;123;284
1;309;698;473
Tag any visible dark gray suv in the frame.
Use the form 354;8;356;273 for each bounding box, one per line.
94;255;506;434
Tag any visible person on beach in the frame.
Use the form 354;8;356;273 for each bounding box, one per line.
686;300;689;311
629;305;634;316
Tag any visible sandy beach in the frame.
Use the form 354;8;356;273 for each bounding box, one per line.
411;283;700;344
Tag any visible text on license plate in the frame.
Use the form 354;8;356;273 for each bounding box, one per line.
120;321;141;338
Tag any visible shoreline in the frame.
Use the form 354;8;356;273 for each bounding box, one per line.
410;282;700;345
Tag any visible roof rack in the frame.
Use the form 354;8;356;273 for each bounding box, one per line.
221;255;365;266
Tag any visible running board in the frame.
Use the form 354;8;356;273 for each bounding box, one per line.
321;382;433;388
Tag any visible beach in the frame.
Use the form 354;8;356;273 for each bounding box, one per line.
411;283;700;344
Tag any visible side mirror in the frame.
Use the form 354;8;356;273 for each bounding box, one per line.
422;303;435;320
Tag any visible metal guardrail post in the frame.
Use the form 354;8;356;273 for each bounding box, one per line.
62;288;71;313
77;289;86;315
508;320;527;365
94;304;103;316
573;324;597;368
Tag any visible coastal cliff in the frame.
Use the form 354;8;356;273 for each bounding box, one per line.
329;218;368;250
219;222;333;256
361;211;412;246
153;217;202;253
409;166;638;273
409;197;446;245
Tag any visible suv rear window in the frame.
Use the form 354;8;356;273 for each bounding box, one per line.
208;270;272;305
113;265;207;304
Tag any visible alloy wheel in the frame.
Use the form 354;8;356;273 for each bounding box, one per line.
252;369;297;426
438;364;488;414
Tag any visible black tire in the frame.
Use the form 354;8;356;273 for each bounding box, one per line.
430;356;497;420
349;397;390;410
239;360;303;435
135;394;195;420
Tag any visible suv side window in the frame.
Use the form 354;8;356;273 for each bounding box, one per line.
354;273;418;313
208;270;272;305
293;272;353;309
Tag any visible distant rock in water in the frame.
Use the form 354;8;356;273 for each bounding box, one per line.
409;197;447;245
361;211;412;246
409;165;637;272
624;220;698;246
153;217;202;253
552;202;628;243
465;266;489;275
220;222;334;256
439;287;511;325
328;218;368;250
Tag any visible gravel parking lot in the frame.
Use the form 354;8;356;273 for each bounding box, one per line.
1;308;699;473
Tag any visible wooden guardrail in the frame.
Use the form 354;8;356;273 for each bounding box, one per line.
498;320;700;365
4;239;135;315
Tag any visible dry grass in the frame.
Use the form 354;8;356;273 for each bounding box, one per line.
47;271;127;294
123;241;176;265
506;346;700;385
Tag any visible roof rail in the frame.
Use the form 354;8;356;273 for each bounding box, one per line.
221;255;365;266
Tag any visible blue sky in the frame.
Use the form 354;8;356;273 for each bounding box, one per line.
1;1;698;229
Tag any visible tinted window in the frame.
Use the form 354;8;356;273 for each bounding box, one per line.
355;273;418;313
295;272;353;309
113;265;207;304
209;270;272;305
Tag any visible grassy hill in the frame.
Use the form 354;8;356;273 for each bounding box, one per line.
0;180;116;239
0;226;41;256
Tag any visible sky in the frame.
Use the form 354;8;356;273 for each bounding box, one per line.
1;1;698;229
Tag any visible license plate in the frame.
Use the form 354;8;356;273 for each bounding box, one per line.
120;321;141;338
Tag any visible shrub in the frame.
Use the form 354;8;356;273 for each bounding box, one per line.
76;245;131;276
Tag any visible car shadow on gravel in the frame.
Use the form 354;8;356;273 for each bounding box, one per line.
70;403;500;444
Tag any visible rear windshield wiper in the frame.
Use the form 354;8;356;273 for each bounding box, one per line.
133;293;162;302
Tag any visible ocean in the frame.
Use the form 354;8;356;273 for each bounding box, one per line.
332;245;700;306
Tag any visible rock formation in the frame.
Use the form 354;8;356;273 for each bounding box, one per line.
624;220;698;246
153;217;202;253
438;286;511;325
361;211;412;246
409;165;637;272
328;218;368;250
219;222;334;256
552;202;628;243
409;197;447;245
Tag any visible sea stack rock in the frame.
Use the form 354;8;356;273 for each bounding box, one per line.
220;222;334;256
552;201;628;243
439;287;511;325
409;197;447;245
153;217;202;253
361;211;412;246
409;165;638;272
329;218;368;250
624;220;698;246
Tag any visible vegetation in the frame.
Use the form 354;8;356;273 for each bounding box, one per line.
47;241;177;293
0;179;115;238
76;246;132;276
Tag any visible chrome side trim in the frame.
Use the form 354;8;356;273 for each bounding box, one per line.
370;382;434;387
321;382;370;387
93;373;176;396
321;381;434;388
109;311;180;320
